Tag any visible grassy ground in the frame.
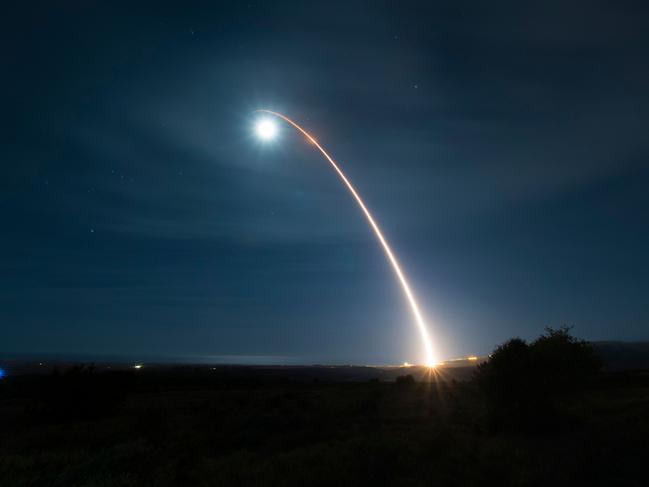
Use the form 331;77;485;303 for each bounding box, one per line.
0;368;648;486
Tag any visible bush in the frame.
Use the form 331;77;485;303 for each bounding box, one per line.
530;326;602;395
474;326;601;430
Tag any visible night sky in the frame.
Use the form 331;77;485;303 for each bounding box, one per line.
3;1;649;364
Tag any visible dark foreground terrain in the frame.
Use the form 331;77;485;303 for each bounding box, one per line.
0;361;648;487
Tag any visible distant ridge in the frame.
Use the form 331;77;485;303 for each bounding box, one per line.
592;341;649;370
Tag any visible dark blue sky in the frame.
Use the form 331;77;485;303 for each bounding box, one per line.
2;1;648;364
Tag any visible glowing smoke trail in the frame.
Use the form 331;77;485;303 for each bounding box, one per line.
256;109;436;366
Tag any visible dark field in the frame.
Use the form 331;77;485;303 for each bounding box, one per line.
1;363;648;487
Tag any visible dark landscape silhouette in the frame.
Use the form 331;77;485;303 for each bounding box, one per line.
2;328;648;486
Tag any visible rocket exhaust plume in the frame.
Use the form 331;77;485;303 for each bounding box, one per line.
256;110;437;366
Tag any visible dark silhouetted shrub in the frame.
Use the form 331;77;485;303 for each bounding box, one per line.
531;326;602;395
474;326;601;430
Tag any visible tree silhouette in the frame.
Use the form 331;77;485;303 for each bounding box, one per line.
474;326;601;430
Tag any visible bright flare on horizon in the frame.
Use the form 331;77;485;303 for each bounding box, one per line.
255;118;278;140
253;110;438;366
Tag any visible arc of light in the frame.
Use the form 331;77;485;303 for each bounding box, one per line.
256;109;436;366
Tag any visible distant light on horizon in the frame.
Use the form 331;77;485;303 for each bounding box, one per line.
133;364;143;369
467;356;478;361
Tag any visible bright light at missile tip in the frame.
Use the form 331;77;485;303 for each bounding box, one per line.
255;118;278;141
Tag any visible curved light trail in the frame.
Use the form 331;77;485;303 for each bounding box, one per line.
256;109;436;366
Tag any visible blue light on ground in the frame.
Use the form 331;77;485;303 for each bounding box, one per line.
0;368;5;379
